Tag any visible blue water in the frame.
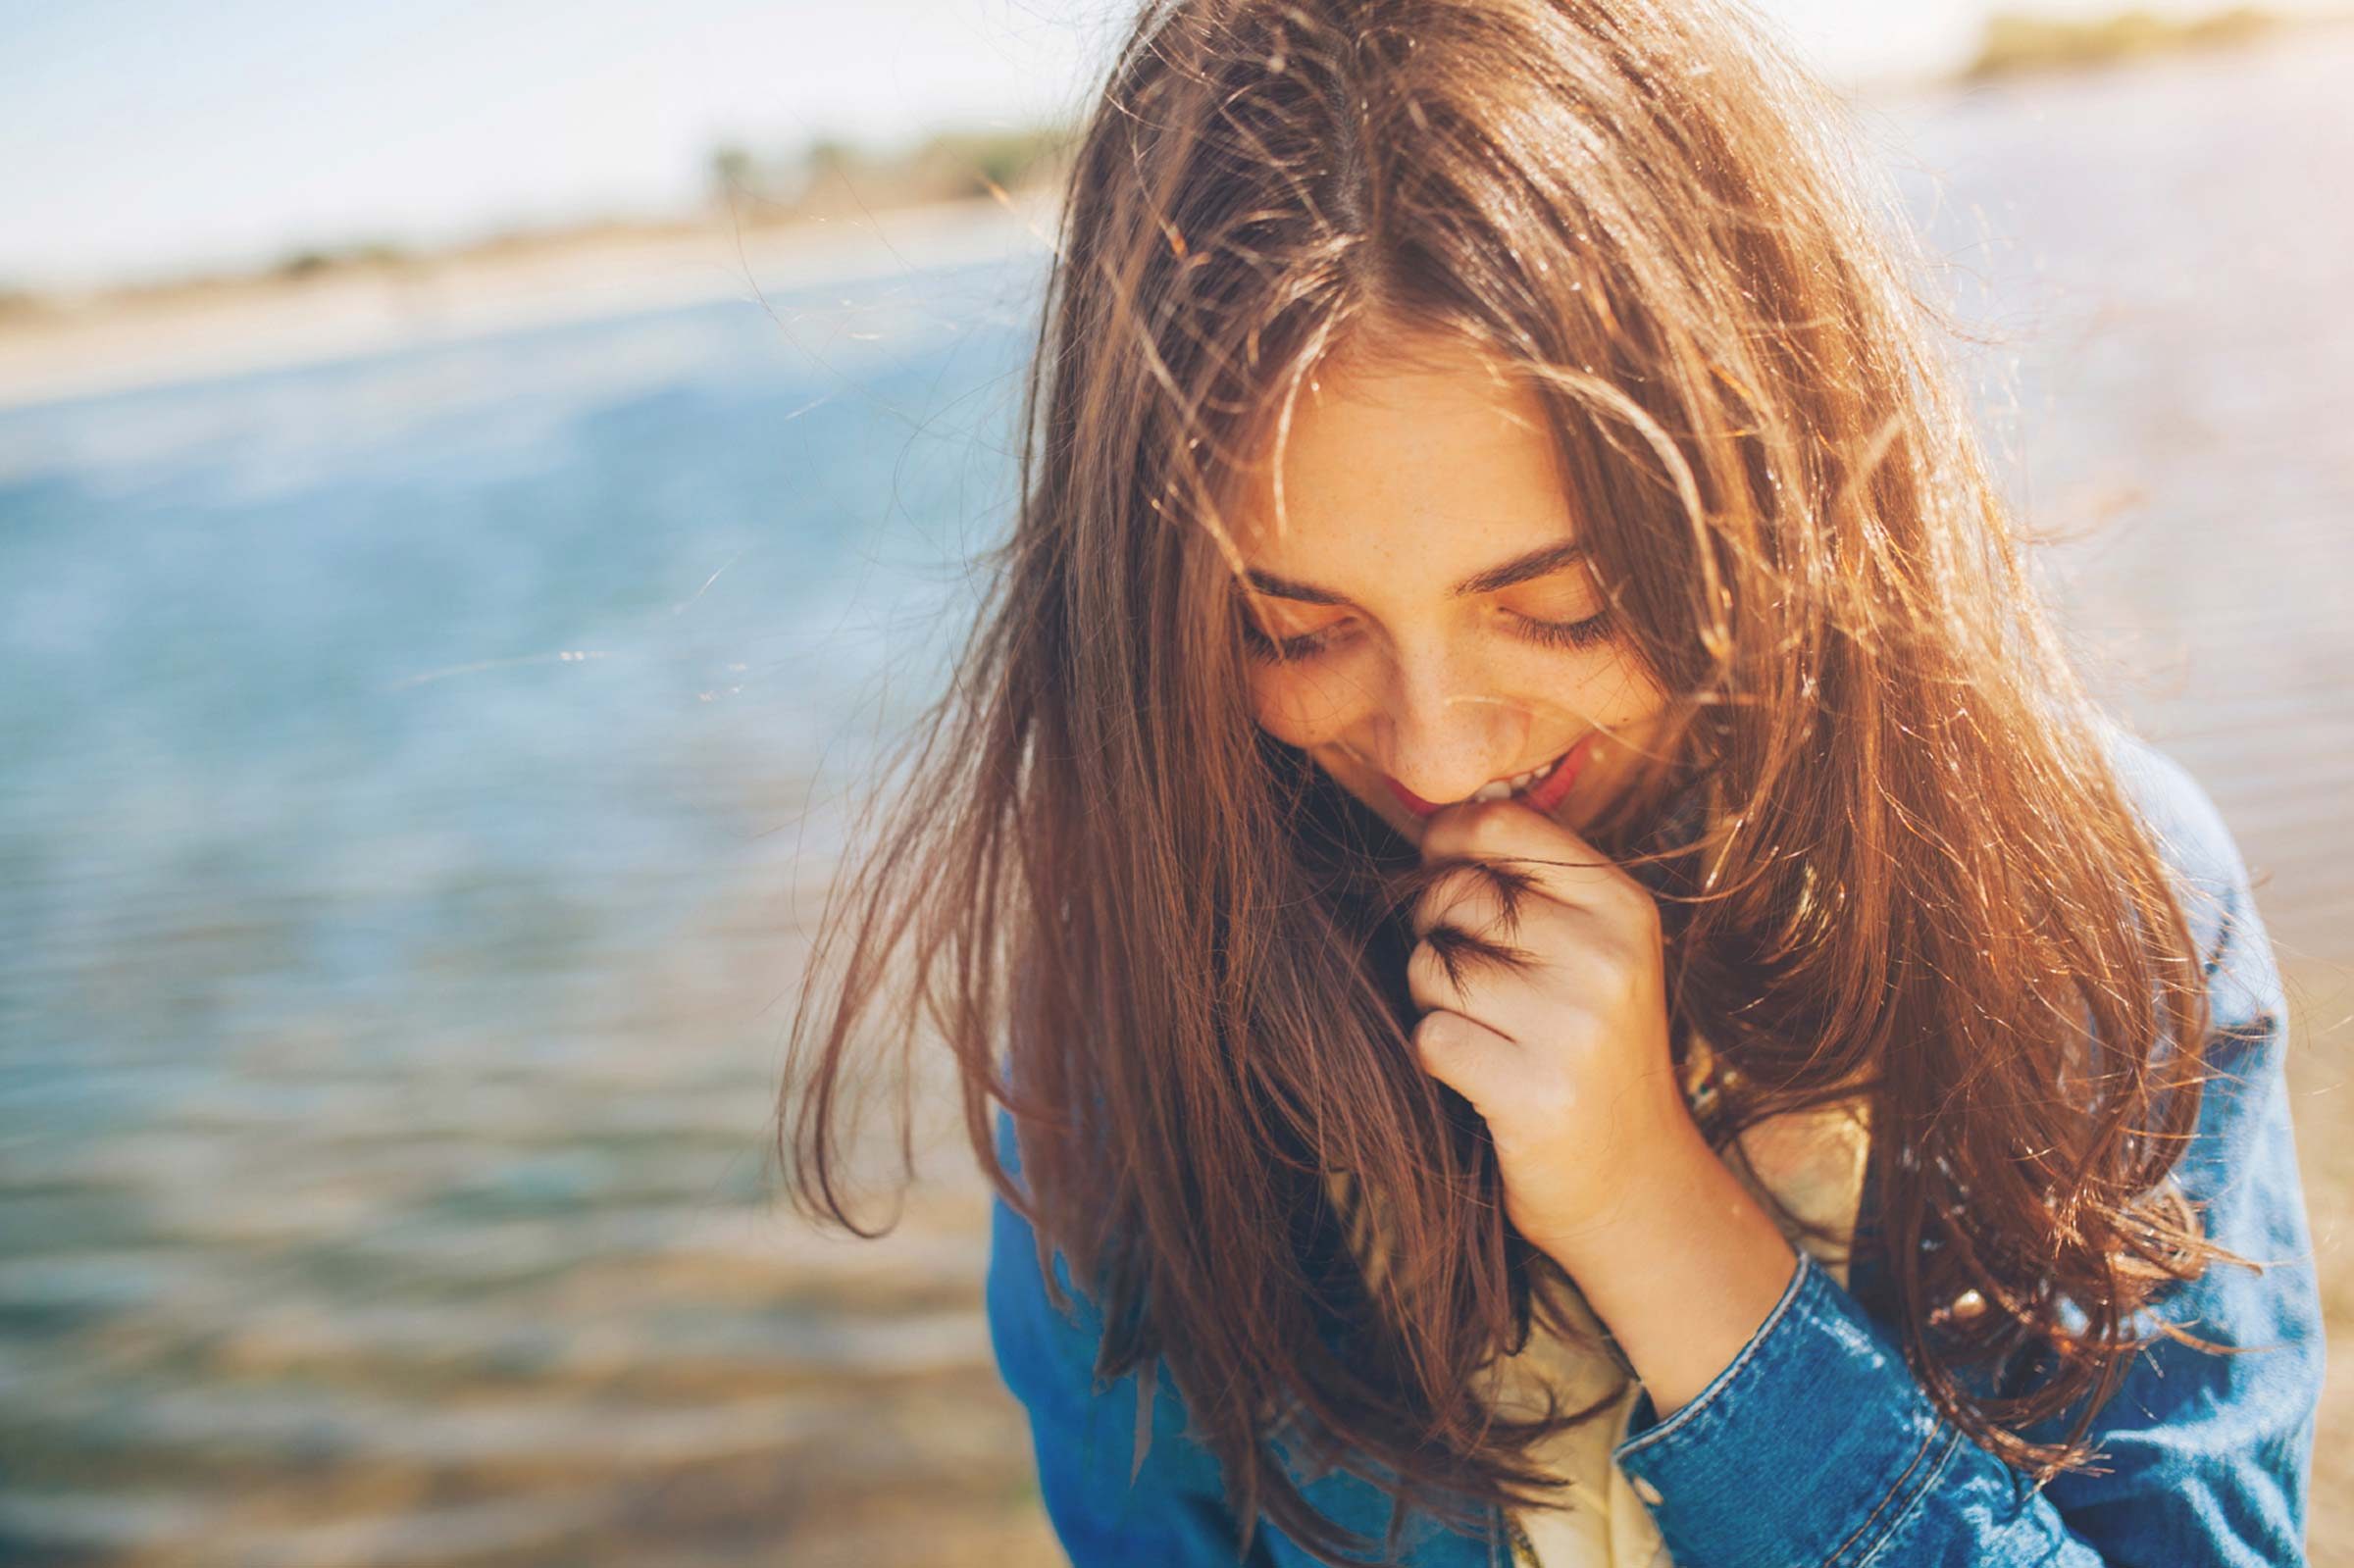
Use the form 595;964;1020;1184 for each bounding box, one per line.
1;257;1043;1080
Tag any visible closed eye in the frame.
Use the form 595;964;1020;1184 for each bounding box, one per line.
1239;617;1350;662
1239;608;1615;662
1502;608;1614;652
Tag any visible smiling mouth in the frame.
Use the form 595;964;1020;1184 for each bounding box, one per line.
1382;733;1597;819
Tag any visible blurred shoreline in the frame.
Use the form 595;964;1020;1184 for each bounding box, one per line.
7;7;2346;416
0;189;1060;412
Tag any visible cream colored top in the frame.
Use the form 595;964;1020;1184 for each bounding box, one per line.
1325;1036;1873;1568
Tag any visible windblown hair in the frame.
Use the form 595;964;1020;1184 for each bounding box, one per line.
782;0;2251;1560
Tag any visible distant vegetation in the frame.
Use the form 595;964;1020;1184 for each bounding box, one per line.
1965;6;2283;78
4;4;2337;319
706;124;1073;220
272;240;416;281
0;120;1076;320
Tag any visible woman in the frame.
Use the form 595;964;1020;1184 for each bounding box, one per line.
782;0;2324;1563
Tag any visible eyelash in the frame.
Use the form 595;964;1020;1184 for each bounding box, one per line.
1240;608;1615;663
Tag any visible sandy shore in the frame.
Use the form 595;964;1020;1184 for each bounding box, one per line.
0;191;1063;413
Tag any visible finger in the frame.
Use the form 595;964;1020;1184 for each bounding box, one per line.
1407;858;1532;942
1406;930;1464;1014
1411;1007;1518;1111
1419;793;1606;874
1406;926;1536;1017
1418;797;1634;911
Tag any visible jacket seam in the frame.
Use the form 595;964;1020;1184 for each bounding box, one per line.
1848;1427;1969;1568
1824;1423;1966;1568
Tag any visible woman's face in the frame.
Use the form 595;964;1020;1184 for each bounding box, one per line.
1231;333;1671;846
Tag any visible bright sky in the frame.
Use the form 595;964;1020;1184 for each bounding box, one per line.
0;0;2297;290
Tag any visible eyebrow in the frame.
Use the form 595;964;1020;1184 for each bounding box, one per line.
1238;538;1588;605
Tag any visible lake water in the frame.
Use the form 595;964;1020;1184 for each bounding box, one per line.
2;26;2349;1566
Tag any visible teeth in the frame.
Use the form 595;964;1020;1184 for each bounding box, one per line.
1467;749;1568;804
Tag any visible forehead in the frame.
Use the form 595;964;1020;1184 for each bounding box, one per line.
1228;334;1579;578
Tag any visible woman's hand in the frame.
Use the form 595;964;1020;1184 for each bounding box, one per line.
1404;797;1807;1412
1405;796;1708;1263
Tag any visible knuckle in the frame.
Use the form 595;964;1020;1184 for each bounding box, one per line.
1599;876;1660;934
1600;962;1647;1013
1405;939;1453;1001
1435;862;1487;903
1517;892;1572;942
1461;802;1519;852
1419;815;1471;859
1573;937;1642;997
1411;864;1466;924
1406;939;1433;984
1418;864;1505;937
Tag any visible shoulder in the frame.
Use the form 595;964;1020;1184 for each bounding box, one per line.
2096;721;2241;927
2093;717;2274;1012
2016;727;2323;1554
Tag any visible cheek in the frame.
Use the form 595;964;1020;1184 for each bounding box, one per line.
1577;645;1670;726
1248;666;1360;747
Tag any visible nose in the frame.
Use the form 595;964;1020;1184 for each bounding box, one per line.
1369;646;1530;807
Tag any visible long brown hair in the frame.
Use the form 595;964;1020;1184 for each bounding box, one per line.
781;0;2252;1560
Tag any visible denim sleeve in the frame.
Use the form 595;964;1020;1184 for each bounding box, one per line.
1607;742;2325;1567
984;1114;1495;1568
984;1113;1283;1566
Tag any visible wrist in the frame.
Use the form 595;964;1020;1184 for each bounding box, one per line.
1530;1122;1801;1416
1531;1112;1724;1268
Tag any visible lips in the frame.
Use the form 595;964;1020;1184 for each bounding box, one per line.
1383;732;1599;819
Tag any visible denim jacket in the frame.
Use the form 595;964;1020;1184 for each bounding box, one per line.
984;734;2324;1566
